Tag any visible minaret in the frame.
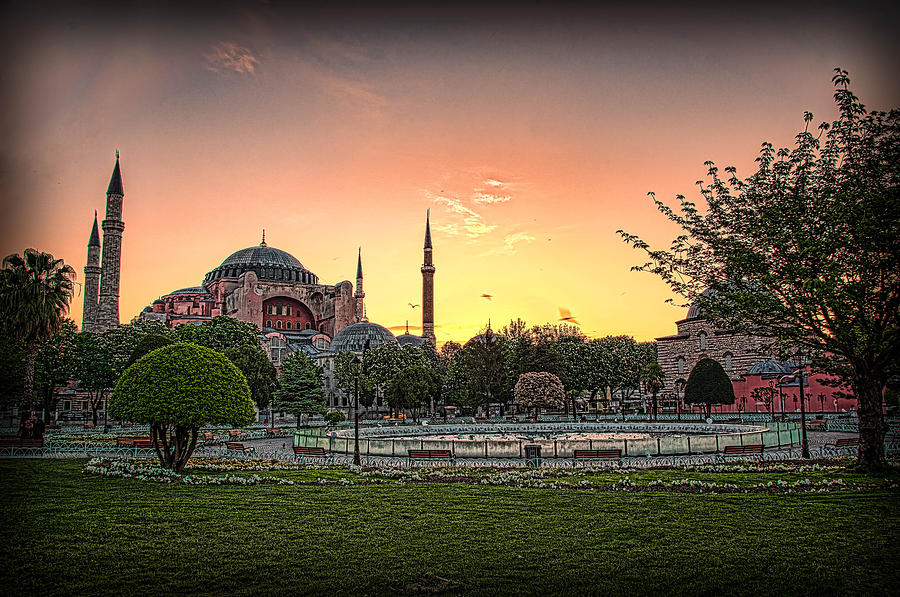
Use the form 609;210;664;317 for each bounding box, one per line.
421;209;436;344
97;151;125;331
354;247;365;322
81;211;102;332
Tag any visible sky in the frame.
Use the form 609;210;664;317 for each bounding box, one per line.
1;1;898;345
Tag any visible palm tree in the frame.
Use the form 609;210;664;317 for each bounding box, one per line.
0;249;75;410
640;362;665;422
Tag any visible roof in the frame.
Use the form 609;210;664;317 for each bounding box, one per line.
88;212;100;246
424;209;432;249
746;360;793;376
218;245;306;270
397;333;426;347
169;286;210;295
107;156;124;196
356;248;363;279
331;321;397;353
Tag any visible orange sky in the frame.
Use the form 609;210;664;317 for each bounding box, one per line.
2;2;898;344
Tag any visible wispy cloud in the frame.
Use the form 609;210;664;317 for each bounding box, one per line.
426;191;497;239
205;42;258;74
472;192;511;205
483;179;505;187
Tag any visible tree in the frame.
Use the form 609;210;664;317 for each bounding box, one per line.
109;343;254;472
0;249;75;410
34;319;77;423
618;70;899;469
463;323;511;414
385;365;440;421
684;358;735;418
72;332;116;427
750;385;777;417
640;362;665;421
126;333;174;367
173;315;261;352
514;371;565;418
274;352;327;427
224;344;277;411
0;333;25;405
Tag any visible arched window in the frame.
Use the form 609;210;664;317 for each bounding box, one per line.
285;321;292;329
699;331;708;350
276;320;283;329
724;353;733;371
265;320;272;328
677;356;685;374
286;306;291;316
305;322;312;330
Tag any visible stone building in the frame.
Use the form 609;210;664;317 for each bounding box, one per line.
656;291;856;414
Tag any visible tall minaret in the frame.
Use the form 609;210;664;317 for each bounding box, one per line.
81;211;102;332
354;247;365;322
97;151;125;331
421;209;436;344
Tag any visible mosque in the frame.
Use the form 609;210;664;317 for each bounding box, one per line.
81;154;436;415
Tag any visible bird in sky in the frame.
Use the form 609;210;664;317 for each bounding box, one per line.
481;294;493;300
408;303;420;308
558;307;580;325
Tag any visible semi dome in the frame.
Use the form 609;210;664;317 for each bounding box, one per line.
331;321;397;353
203;243;318;285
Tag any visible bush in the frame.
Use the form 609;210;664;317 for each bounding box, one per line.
514;372;565;415
684;358;735;417
324;411;346;424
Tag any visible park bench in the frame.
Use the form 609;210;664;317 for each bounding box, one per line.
722;444;764;455
121;422;133;428
407;449;454;464
807;420;827;429
293;446;330;460
266;428;282;434
224;441;254;455
202;432;216;441
0;437;44;448
832;437;859;447
228;430;243;438
117;437;153;449
84;423;95;429
573;448;621;463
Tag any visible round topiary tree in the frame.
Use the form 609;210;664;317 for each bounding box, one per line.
109;342;255;472
684;358;735;418
514;371;565;418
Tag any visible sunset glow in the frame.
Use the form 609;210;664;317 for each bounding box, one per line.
2;2;896;344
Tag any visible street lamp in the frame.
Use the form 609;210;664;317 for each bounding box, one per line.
351;353;362;466
768;379;776;418
791;349;810;458
675;379;685;421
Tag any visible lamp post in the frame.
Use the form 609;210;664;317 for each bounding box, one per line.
768;379;776;418
675;379;685;421
791;349;810;458
352;353;361;466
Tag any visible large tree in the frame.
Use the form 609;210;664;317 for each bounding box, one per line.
34;319;77;423
274;352;327;427
0;249;75;410
385;365;440;422
224;344;277;411
684;358;735;418
514;371;565;418
619;70;899;469
640;362;665;421
110;343;255;472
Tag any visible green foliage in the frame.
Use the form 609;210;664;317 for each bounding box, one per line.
684;358;735;417
274;352;326;425
385;365;440;414
126;334;174;367
0;248;75;404
34;319;77;421
324;410;345;424
110;342;254;427
224;344;277;410
173;316;261;352
0;333;25;404
514;371;565;412
618;70;899;467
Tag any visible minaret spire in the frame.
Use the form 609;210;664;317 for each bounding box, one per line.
82;212;102;332
97;152;125;331
354;246;365;322
421;210;436;345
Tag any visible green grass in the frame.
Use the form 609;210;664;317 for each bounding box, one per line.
2;459;898;595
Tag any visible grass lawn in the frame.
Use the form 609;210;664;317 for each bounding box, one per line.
1;459;898;595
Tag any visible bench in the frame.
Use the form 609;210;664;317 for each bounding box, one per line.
807;420;827;429
83;423;96;429
228;430;243;438
723;444;764;455
224;441;254;455
833;437;859;447
573;449;621;463
293;446;330;460
0;437;45;448
266;428;282;434
202;432;216;441
408;449;454;464
121;422;133;428
117;437;153;448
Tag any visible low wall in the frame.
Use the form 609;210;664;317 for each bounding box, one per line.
295;422;801;459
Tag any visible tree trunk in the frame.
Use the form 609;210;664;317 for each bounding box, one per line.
22;340;38;409
651;391;658;422
852;363;887;470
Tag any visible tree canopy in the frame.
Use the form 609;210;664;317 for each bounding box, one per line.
514;371;565;415
684;358;736;418
110;342;254;471
618;69;898;468
224;344;277;410
273;352;327;426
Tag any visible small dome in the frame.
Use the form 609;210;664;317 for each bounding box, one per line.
687;288;716;319
331;321;397;353
464;331;502;348
746;360;792;376
397;333;425;347
170;286;210;295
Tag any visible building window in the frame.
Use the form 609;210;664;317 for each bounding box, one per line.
305;322;312;330
276;320;283;329
285;321;292;329
82;400;88;410
699;331;708;350
677;357;685;375
286;306;291;316
724;353;733;372
63;400;70;411
266;320;272;328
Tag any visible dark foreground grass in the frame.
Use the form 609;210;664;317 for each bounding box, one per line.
1;460;898;596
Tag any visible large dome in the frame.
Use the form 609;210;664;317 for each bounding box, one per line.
331;321;398;353
203;244;318;285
